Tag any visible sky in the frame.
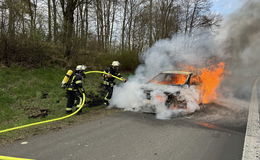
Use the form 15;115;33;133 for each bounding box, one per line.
212;0;244;15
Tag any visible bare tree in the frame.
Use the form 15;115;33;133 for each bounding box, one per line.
0;0;221;66
109;0;117;46
52;0;58;43
84;0;90;42
0;1;5;36
6;0;15;38
94;0;104;48
181;0;213;35
121;0;128;51
47;0;52;40
148;0;152;46
60;0;80;57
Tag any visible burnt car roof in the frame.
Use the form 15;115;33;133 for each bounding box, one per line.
147;71;194;86
160;71;193;75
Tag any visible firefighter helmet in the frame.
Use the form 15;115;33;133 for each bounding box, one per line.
112;61;120;67
76;65;87;71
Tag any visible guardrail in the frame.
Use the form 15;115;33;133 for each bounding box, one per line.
242;78;260;160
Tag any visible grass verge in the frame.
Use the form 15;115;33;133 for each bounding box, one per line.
0;67;126;145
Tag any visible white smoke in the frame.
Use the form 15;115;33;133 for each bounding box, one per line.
111;0;260;119
111;78;201;120
135;31;220;81
110;32;218;120
217;0;260;99
110;80;146;112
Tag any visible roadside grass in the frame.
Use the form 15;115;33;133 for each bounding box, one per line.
0;67;128;144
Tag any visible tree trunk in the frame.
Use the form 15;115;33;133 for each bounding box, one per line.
109;0;116;46
47;0;52;41
121;0;128;51
7;0;15;38
85;0;89;43
95;0;104;49
27;0;34;36
79;2;84;38
127;0;134;50
61;0;78;58
64;9;74;57
76;6;79;37
52;0;57;43
0;5;4;36
105;0;111;50
149;0;152;46
184;1;190;34
189;0;198;35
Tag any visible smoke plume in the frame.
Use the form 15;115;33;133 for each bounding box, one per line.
110;0;260;119
217;0;260;99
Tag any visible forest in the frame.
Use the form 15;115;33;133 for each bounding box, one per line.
0;0;220;69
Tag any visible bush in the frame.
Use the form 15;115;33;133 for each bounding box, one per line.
95;50;140;71
0;34;140;71
0;37;44;67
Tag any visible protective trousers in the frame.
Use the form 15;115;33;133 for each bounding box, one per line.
104;84;113;106
66;90;83;113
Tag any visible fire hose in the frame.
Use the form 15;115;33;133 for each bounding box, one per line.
0;71;125;134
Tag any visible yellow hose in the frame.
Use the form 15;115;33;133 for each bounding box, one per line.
0;155;34;160
84;71;125;81
0;71;124;134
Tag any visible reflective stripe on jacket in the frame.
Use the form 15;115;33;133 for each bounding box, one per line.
103;67;122;86
67;73;84;92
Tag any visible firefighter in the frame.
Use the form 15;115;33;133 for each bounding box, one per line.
65;65;87;114
102;61;127;106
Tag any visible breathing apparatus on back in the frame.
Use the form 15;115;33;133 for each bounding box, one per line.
61;65;87;88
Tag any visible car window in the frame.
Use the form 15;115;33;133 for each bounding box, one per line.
171;74;188;85
149;73;188;85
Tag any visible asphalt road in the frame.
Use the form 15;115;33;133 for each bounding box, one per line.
0;103;246;160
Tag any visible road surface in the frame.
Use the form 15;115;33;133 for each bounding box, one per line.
0;104;246;160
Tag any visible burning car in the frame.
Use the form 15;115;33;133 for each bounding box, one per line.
140;71;202;113
111;62;224;118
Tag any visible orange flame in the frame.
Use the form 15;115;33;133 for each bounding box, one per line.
172;74;188;85
185;62;225;104
151;74;188;85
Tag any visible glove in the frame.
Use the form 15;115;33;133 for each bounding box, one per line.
104;73;112;78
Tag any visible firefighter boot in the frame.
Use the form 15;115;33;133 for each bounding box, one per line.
104;99;110;106
66;108;73;114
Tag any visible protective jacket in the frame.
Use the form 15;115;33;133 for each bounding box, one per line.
103;67;122;86
102;67;123;105
66;72;85;113
67;73;85;93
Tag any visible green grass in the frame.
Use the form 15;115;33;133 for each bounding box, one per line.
0;67;119;140
0;67;63;130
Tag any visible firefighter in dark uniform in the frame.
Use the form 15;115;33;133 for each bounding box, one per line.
103;61;126;106
66;65;87;114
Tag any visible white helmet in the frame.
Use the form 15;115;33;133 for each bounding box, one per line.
112;61;120;67
76;65;87;71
